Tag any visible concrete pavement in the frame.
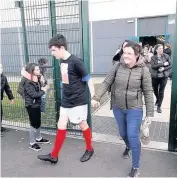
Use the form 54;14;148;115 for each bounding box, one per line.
1;129;177;177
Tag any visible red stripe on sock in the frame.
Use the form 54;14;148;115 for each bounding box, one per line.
51;129;66;158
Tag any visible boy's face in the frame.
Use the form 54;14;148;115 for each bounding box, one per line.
0;64;3;74
50;46;65;59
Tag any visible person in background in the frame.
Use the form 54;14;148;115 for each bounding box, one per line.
143;45;153;71
0;64;14;136
139;42;142;47
112;40;130;64
151;44;172;113
20;63;50;151
164;43;172;57
149;46;153;53
164;43;172;80
139;42;144;55
92;41;154;178
38;58;48;76
38;58;49;113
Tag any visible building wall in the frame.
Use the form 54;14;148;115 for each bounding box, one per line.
89;0;176;21
92;18;135;73
89;0;176;74
138;16;167;36
168;14;176;45
91;14;176;74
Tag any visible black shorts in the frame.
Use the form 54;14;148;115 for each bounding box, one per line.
26;107;41;129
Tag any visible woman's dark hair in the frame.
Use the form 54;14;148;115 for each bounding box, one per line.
153;44;163;55
25;63;39;75
124;41;141;56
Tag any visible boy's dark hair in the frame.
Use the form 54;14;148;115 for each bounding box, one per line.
124;41;141;56
48;34;67;50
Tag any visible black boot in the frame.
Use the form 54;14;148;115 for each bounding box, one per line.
157;107;162;113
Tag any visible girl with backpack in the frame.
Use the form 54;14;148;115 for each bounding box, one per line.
19;63;50;151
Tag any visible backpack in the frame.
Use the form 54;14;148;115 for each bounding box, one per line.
17;77;26;99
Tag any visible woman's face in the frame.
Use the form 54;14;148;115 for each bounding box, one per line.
156;45;163;55
33;66;40;76
123;47;138;67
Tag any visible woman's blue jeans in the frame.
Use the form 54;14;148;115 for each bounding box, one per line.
113;106;143;168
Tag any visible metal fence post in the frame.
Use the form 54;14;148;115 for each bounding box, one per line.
18;1;29;64
48;1;61;127
80;0;92;129
168;1;177;152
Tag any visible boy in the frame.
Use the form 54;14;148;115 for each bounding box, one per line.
0;64;14;135
37;34;95;164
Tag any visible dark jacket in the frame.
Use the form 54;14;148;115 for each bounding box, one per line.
151;53;172;78
22;78;45;108
94;56;154;117
112;49;123;64
1;74;14;101
164;48;172;57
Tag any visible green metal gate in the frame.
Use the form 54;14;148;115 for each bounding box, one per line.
168;1;177;152
1;0;90;135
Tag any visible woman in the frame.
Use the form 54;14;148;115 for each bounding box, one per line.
163;43;172;57
20;63;50;151
143;45;153;71
112;40;130;64
92;41;154;178
151;44;172;113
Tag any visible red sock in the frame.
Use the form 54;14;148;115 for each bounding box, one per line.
83;128;92;151
51;129;66;158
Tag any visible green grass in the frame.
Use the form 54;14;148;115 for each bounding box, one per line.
2;82;56;128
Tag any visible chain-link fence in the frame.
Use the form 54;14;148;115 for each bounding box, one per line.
1;0;89;135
